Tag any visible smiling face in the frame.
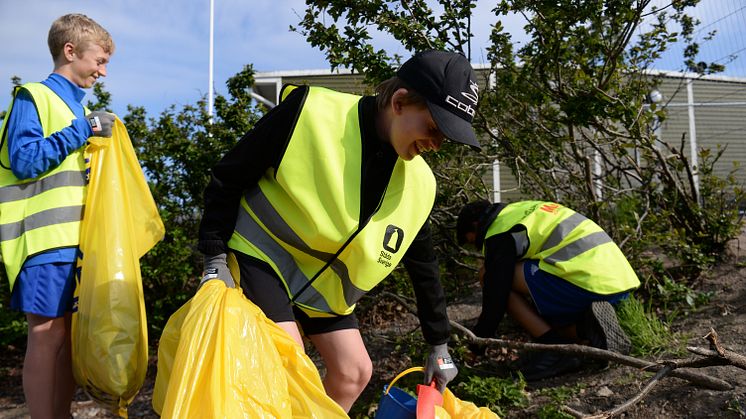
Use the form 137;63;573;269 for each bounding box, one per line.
59;42;110;88
387;91;445;161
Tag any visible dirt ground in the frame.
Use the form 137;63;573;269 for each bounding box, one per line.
1;228;745;418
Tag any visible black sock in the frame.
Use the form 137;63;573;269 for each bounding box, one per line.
535;329;570;344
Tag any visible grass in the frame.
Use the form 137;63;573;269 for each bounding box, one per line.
535;384;585;419
616;295;685;357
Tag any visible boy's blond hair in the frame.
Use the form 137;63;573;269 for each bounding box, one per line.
48;13;115;62
375;76;427;111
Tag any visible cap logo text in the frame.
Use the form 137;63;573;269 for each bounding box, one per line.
446;95;476;117
446;79;478;117
462;80;479;105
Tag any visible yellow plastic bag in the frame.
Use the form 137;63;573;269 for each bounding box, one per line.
436;389;500;419
153;280;348;418
72;118;165;416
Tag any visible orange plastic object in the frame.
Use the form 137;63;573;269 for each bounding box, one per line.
416;380;444;419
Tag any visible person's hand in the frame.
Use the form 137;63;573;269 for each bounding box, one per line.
200;253;236;289
424;343;458;392
87;111;115;137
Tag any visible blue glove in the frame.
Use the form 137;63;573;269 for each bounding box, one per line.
424;343;458;392
87;111;115;137
200;253;236;289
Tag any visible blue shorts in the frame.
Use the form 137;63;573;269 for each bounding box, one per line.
10;262;77;318
523;260;628;325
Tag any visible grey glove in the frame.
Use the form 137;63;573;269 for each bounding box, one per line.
424;343;458;392
200;253;236;289
87;111;115;137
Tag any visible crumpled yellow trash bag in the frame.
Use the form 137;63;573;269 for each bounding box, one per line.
72;118;165;417
153;280;348;418
436;389;500;419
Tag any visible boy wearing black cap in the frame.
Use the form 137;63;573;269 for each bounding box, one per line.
198;50;479;411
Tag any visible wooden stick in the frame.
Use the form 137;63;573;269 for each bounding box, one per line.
380;291;733;391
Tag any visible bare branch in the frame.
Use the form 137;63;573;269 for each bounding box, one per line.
566;365;674;419
380;291;732;391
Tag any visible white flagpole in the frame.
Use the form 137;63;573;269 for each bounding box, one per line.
208;0;215;121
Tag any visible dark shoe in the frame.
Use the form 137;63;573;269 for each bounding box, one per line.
518;350;583;381
581;301;631;355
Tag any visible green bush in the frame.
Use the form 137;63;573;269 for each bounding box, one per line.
0;270;25;345
0;303;26;346
122;65;265;338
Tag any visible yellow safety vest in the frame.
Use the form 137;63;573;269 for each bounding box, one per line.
0;83;87;289
229;86;436;316
484;201;640;294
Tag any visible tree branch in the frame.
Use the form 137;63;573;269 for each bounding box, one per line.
563;328;745;418
563;364;674;419
380;291;732;391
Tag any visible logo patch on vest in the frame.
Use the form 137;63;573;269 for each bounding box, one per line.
383;225;404;253
378;225;404;268
540;203;561;214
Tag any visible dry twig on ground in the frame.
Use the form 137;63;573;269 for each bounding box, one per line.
380;291;731;392
560;328;745;418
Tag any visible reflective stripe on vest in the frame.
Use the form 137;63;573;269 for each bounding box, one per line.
0;82;87;289
0;170;86;203
543;231;612;264
485;201;639;294
229;86;436;316
240;186;366;312
540;212;587;252
0;204;84;241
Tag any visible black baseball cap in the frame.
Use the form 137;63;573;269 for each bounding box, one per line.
397;50;481;150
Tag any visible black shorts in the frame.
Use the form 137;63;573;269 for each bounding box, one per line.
234;251;358;335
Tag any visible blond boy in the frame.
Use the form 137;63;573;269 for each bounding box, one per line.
0;13;115;417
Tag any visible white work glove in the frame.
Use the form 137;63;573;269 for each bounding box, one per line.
200;253;236;289
424;343;458;392
87;111;115;137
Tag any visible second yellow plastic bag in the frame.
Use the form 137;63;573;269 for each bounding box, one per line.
72;118;165;416
153;280;348;418
377;367;500;419
436;389;500;419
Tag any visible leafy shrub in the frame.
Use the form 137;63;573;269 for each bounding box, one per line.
452;374;529;417
121;65;265;338
0;266;25;345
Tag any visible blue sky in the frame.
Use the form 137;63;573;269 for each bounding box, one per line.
3;0;744;118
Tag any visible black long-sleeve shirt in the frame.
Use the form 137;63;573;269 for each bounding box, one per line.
471;204;526;338
198;86;450;344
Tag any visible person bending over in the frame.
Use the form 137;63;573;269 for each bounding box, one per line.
198;50;482;411
457;200;639;380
